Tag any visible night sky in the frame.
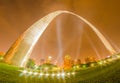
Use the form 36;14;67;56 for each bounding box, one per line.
0;0;120;63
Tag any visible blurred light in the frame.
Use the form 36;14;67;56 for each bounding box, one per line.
22;70;27;74
51;73;55;77
107;56;110;58
28;71;33;75
61;72;65;77
76;65;80;69
48;56;52;59
98;61;103;65
39;73;43;76
103;60;107;64
57;73;61;77
107;58;112;62
45;73;49;77
34;65;39;69
33;72;38;75
44;67;49;71
90;63;95;67
82;64;87;68
0;57;3;60
67;72;70;76
117;55;120;59
71;72;75;75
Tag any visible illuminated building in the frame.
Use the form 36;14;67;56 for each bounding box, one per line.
63;55;73;69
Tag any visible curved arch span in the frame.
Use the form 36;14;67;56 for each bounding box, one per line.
4;10;116;67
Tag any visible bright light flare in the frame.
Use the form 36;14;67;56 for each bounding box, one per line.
61;72;65;77
67;72;70;76
22;70;27;74
51;73;55;77
117;55;120;59
33;72;38;75
48;56;52;59
57;73;61;77
45;73;50;77
39;73;43;76
71;72;75;75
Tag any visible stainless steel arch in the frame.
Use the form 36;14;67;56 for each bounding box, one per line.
4;10;116;67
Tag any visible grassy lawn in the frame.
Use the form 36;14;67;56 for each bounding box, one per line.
0;60;120;83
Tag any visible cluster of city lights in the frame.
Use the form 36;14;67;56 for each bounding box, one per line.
98;54;120;65
20;69;75;78
19;54;120;78
73;54;120;68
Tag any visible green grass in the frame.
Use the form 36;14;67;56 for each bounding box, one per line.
0;60;120;83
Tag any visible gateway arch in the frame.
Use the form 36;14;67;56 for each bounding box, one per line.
4;10;116;67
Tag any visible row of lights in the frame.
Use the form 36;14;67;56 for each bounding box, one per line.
78;54;120;68
96;54;120;66
20;70;75;78
19;54;120;78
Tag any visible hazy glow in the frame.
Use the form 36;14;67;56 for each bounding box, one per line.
71;72;75;75
76;26;84;59
48;56;52;59
117;55;120;59
28;71;33;75
45;73;50;77
67;72;70;76
86;33;101;60
51;73;55;77
57;73;61;77
4;10;116;67
56;18;63;65
22;70;27;74
39;73;43;76
33;72;38;75
68;11;116;55
98;61;103;65
61;72;65;78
